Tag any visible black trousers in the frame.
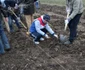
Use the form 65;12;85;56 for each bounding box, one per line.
68;13;82;43
30;28;48;41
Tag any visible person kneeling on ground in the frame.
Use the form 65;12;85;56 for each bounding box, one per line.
29;14;58;44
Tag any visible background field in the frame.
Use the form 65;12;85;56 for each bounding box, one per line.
0;0;85;70
39;0;85;6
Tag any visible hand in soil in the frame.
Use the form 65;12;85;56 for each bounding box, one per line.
45;34;50;39
54;34;58;39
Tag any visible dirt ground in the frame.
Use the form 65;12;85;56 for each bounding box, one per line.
0;4;85;70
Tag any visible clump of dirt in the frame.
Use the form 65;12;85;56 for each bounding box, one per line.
0;4;85;70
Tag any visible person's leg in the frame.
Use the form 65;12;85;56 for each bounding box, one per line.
0;39;5;54
1;30;10;50
0;23;10;50
13;15;21;29
0;23;5;54
31;32;42;42
8;16;14;32
67;14;82;44
25;15;33;31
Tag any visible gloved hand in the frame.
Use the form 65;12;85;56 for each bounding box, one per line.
14;4;18;9
45;34;50;39
54;34;58;39
17;17;20;22
65;18;70;24
8;7;11;10
17;17;20;20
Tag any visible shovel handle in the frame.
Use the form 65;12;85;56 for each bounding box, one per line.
64;23;68;31
64;12;69;31
10;9;27;29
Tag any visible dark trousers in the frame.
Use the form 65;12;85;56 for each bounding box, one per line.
68;13;82;43
30;28;47;41
8;15;21;32
0;22;10;54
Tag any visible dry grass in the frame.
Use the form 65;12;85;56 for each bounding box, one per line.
39;0;85;6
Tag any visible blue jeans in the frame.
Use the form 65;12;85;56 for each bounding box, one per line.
0;39;5;54
8;15;21;32
0;21;10;54
68;13;82;43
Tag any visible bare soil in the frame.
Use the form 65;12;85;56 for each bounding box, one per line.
0;4;85;70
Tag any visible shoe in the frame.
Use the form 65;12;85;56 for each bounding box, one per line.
33;39;40;44
34;41;39;44
5;48;11;51
0;53;5;56
64;40;71;45
40;37;44;41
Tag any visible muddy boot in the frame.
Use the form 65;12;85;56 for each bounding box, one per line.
64;40;72;45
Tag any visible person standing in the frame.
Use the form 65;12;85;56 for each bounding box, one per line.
23;0;35;32
4;0;22;32
0;1;11;55
64;0;84;44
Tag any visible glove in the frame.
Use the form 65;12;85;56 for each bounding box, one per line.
54;34;58;39
45;34;50;39
64;18;70;30
17;17;20;22
17;17;20;20
65;18;70;24
8;7;11;10
14;4;18;9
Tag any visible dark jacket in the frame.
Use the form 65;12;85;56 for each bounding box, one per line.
4;0;16;7
0;2;7;21
4;0;19;16
23;0;35;15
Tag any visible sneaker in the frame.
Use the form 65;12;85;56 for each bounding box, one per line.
64;40;71;45
34;41;39;44
40;37;44;41
33;39;40;44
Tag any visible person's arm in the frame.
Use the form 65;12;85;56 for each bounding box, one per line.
35;20;45;36
45;24;58;38
45;24;54;35
1;8;7;18
69;0;80;20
